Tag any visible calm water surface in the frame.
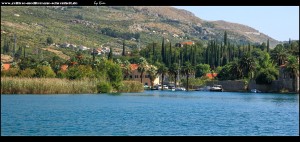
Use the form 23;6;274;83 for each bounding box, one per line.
1;91;299;136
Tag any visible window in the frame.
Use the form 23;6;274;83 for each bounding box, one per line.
130;75;132;79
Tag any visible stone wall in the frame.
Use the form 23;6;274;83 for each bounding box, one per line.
206;80;247;92
248;79;295;93
205;79;296;93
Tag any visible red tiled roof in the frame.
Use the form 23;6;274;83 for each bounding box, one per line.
2;64;10;70
206;73;217;79
60;64;68;71
130;64;139;71
180;41;194;45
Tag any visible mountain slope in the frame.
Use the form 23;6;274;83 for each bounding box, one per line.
1;6;279;59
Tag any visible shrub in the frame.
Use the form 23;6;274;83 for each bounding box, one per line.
118;81;144;93
56;70;66;78
255;68;278;84
19;68;36;78
35;66;56;78
1;68;20;77
97;82;112;93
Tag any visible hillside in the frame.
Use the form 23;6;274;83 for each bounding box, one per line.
1;6;279;61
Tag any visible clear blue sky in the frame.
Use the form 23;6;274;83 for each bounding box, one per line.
173;6;299;41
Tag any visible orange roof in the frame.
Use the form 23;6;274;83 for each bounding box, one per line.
2;64;10;70
206;73;217;79
130;64;139;71
180;41;194;45
60;64;68;72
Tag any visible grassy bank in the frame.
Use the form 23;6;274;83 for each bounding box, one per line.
1;77;144;94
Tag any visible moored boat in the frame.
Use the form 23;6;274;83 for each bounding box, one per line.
210;85;223;92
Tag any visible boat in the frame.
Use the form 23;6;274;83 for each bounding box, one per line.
196;86;211;91
210;85;223;92
250;89;261;93
175;87;186;91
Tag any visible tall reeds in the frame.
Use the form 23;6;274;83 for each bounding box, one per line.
1;77;98;94
1;77;144;94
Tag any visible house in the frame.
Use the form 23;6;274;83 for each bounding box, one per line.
78;45;89;51
205;73;218;79
175;41;195;47
60;64;68;72
125;64;160;86
1;63;10;71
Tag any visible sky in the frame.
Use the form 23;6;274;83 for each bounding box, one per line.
173;6;299;41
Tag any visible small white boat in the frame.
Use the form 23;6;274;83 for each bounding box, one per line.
210;85;223;92
175;87;186;91
251;89;261;93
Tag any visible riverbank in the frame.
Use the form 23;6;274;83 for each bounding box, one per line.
1;77;144;94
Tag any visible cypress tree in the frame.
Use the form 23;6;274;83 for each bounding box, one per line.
267;39;270;53
161;37;165;63
108;47;113;60
248;43;251;53
122;40;126;56
238;45;242;58
152;42;156;62
169;42;172;67
23;46;26;58
224;31;227;46
92;48;95;62
13;34;16;57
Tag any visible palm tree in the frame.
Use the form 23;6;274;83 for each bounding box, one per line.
181;62;194;91
230;60;242;80
271;44;288;66
147;65;158;89
285;56;299;92
118;59;131;80
169;63;180;88
239;53;256;79
137;57;149;84
157;63;168;90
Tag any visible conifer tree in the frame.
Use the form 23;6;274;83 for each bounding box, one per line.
108;47;113;60
267;39;270;53
122;40;126;56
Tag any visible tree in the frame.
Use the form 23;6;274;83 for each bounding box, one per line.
147;65;158;89
169;63;180;88
137;57;149;84
224;31;228;46
161;37;165;63
46;37;53;45
122;40;126;56
107;62;123;89
3;38;10;54
195;63;210;78
267;39;270;53
270;44;287;66
181;62;194;91
35;65;56;78
255;67;278;85
239;53;256;79
285;55;299;92
108;47;113;60
121;60;131;80
260;42;267;51
157;63;168;90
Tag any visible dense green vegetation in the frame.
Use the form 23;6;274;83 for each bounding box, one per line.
1;7;299;93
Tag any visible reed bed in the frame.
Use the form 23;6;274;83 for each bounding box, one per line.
118;81;144;93
1;77;144;94
1;77;98;94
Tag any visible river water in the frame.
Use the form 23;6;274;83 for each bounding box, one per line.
1;91;299;136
